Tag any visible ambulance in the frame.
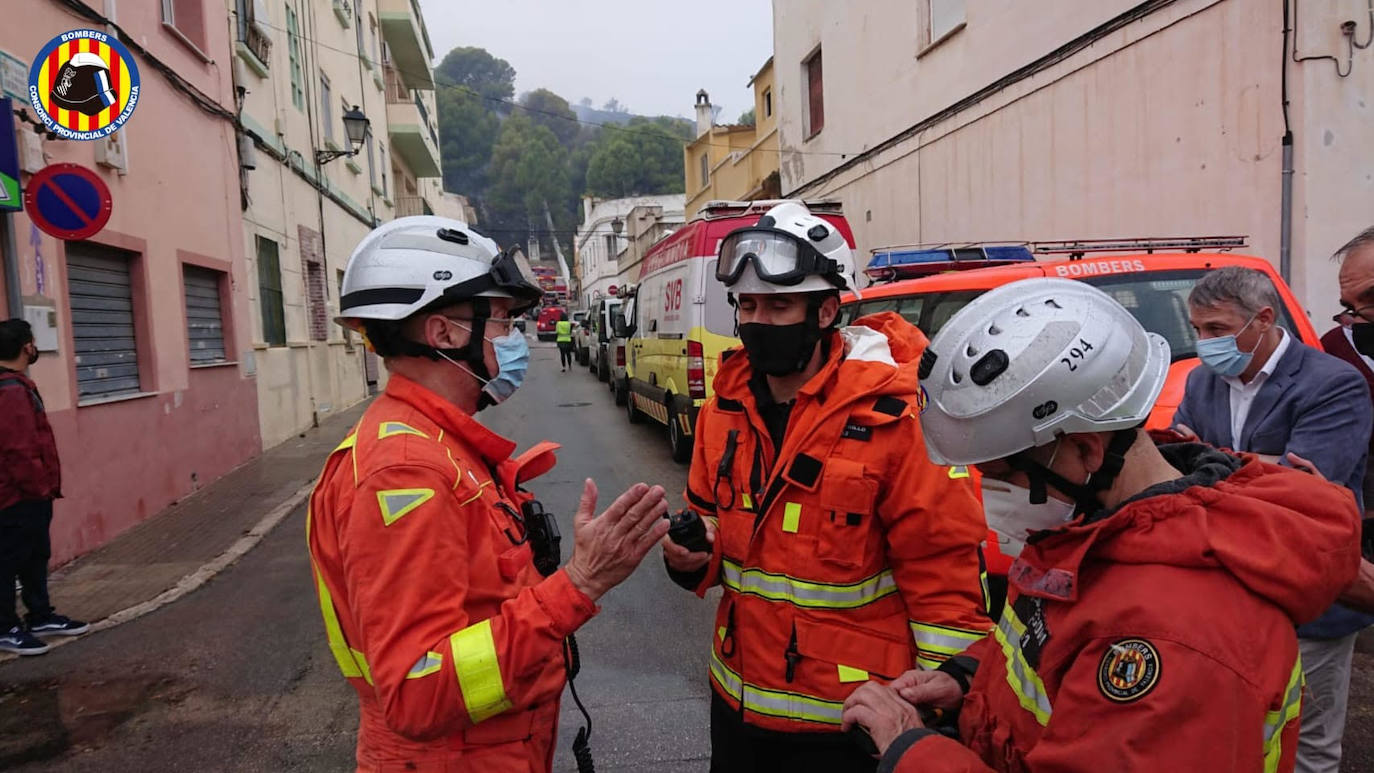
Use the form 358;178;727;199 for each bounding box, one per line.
622;200;856;462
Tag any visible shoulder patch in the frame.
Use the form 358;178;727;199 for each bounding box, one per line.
716;397;745;413
377;488;435;526
874;395;907;417
379;421;429;440
841;423;873;442
1097;638;1161;703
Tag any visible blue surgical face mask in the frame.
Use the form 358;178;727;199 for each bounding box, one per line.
440;320;530;404
1196;313;1260;377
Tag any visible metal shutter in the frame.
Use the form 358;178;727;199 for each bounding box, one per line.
67;243;140;399
184;265;227;363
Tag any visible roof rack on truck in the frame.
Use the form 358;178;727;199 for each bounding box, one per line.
1033;236;1247;259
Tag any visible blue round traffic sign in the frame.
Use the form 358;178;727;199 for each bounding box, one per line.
24;163;112;240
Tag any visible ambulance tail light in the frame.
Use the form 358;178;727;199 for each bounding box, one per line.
616;344;626;367
687;341;706;400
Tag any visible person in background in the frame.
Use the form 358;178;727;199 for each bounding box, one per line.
0;319;88;656
556;311;574;372
1173;266;1374;773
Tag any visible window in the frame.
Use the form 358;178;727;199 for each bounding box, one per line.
354;0;366;56
366;133;377;190
286;4;304;110
67;243;141;399
319;73;334;142
306;261;328;342
605;234;618;262
379;142;388;196
161;0;208;53
763;88;773;118
338;268;353;346
369;14;381;65
925;0;966;45
804;50;824;138
235;0;273;67
184;265;228;364
699;152;709;188
256;235;286;346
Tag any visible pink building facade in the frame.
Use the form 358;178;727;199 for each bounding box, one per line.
0;0;260;565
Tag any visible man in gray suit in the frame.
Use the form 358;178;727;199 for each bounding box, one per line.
1174;265;1374;773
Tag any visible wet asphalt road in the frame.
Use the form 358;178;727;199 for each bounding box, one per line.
1;339;1372;772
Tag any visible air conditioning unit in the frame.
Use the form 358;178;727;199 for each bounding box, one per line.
94;130;128;173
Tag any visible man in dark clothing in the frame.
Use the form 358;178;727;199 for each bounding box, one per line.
0;319;87;655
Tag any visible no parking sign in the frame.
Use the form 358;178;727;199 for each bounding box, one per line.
24;162;112;240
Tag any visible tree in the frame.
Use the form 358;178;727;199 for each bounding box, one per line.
436;47;516;105
584;116;692;198
737;107;756;127
438;85;500;196
485;114;574;253
520;89;580;149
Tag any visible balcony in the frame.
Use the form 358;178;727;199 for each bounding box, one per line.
386;68;441;178
378;0;435;90
394;196;433;217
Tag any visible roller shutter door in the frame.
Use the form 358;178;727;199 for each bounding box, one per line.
184;266;227;363
67;243;140;399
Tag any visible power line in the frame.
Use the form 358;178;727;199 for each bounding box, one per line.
234;9;857;158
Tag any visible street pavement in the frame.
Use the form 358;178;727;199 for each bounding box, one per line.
0;338;1371;771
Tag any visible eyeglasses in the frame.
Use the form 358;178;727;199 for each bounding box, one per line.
445;316;520;332
1332;304;1374;324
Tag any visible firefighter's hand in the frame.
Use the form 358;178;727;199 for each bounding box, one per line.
661;516;716;572
841;681;923;756
892;669;965;713
565;479;670;601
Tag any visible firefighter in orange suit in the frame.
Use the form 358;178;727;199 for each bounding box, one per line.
661;202;993;772
309;216;671;773
838;279;1363;772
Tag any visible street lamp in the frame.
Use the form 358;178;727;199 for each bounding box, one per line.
610;216;624;235
315;105;371;165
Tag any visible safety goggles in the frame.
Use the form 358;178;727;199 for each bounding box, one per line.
716;228;839;287
440;244;543;315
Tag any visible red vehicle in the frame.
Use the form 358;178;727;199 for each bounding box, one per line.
844;237;1321;615
536;305;566;342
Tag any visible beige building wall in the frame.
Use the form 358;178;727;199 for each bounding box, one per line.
234;0;440;448
684;59;783;220
774;0;1374;319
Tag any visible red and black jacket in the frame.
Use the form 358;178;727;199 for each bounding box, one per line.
0;368;61;510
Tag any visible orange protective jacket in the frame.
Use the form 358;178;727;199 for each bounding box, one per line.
680;312;993;735
307;374;597;772
884;444;1363;773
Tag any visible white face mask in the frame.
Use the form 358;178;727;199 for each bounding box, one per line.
981;480;1077;557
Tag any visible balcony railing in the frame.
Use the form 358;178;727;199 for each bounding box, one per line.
394;196;431;217
413;94;438;148
384;65;409;104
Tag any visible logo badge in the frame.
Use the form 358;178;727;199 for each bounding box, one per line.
1097;638;1161;703
28;30;141;140
915;385;929;414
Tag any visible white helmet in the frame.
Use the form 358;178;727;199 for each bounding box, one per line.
337;216;541;327
716;201;857;294
920;278;1170;466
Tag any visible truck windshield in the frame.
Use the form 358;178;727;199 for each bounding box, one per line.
844;269;1301;362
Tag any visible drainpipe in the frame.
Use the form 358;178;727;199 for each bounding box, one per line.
1280;131;1294;284
2;214;20;317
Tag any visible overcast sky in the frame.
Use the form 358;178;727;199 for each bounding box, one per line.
417;0;774;122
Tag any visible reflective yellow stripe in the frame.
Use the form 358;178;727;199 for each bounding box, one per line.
910;621;987;658
741;492;754;510
710;650;845;725
782;502;802;533
378;421;428;439
720;559;899;609
948;465;970;479
406;651;444;680
993;613;1052;725
1263;655;1304;773
334;433;357;452
450;619;512;724
837;665;868;683
376;488;435;526
314;568;372;684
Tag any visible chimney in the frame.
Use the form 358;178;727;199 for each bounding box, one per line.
695;89;713;138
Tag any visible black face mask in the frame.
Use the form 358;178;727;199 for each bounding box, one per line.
1353;323;1374;358
739;321;821;377
26;345;39;365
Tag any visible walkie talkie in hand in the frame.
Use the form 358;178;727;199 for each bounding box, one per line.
666;509;712;554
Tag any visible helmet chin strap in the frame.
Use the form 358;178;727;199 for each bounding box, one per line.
1007;429;1137;516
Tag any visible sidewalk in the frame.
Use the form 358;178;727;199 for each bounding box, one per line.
29;400;369;641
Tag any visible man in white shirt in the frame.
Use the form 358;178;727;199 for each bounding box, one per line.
1174;265;1373;773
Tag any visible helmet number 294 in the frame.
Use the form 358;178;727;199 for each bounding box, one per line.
1060;338;1095;372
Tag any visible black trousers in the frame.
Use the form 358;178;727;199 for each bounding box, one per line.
0;499;55;630
558;342;573;368
709;693;877;773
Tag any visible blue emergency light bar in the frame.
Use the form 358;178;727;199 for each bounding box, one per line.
865;243;1035;282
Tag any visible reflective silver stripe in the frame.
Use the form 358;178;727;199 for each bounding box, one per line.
720;559;898;609
910;621;986;657
1262;655;1304;772
993;613;1053;725
406;651;443;679
709;650;845;725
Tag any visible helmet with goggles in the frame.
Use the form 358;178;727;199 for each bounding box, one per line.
337;216;542;328
716;201;856;294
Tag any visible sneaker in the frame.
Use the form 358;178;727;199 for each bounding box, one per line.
0;626;50;655
27;614;89;637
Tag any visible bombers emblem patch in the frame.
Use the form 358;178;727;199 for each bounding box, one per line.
1097;638;1161;703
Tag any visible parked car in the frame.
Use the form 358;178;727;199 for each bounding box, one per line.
623;199;856;462
842;237;1321;614
587;297;623;383
535;305;566;342
570;310;591;364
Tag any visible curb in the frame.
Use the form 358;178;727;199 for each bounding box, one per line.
0;480;317;665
